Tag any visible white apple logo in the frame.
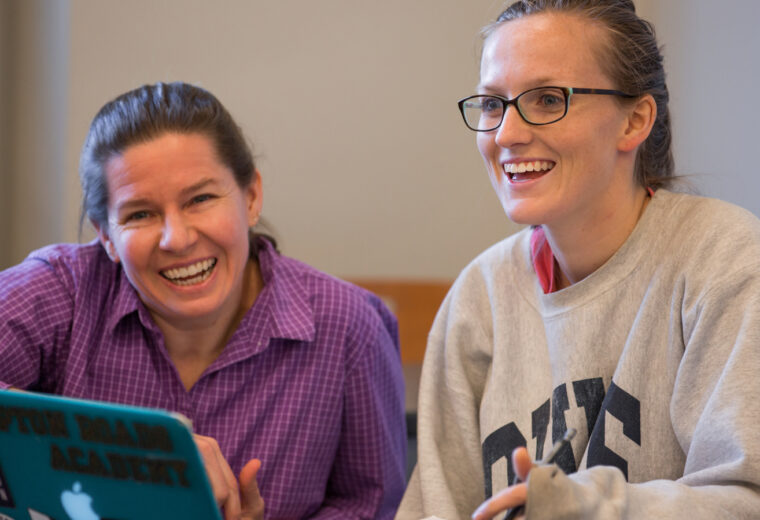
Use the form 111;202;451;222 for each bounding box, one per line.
60;482;100;520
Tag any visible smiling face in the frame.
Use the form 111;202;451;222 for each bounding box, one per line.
96;132;262;329
477;12;639;230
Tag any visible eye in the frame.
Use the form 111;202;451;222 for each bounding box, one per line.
481;97;503;114
125;210;150;222
190;193;215;205
538;93;563;107
531;89;565;109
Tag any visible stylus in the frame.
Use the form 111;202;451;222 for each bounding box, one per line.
503;427;577;520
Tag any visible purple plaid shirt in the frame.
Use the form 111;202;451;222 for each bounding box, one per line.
0;239;407;519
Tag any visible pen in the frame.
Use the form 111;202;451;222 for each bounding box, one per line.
503;427;577;520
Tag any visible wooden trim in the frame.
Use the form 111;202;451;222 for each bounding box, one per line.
349;279;451;364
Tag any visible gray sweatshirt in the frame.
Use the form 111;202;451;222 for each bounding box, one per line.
397;190;760;519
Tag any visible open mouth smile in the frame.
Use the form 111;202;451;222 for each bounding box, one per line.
504;160;556;183
160;258;217;286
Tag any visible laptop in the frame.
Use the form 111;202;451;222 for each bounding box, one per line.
0;390;221;520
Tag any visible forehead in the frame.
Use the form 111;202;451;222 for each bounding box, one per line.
117;132;219;168
480;12;610;92
104;133;230;196
107;133;220;178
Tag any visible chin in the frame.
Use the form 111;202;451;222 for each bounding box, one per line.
505;212;538;226
151;297;227;325
501;202;544;226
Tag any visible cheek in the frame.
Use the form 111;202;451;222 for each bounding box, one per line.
571;138;615;175
229;204;253;234
476;133;495;162
476;134;504;190
209;210;251;254
113;230;151;269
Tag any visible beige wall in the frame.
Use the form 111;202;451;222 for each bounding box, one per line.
4;0;760;276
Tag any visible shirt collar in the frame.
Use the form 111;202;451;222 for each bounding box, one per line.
530;187;656;295
103;248;152;333
209;238;316;367
106;238;316;351
530;225;558;294
238;238;316;345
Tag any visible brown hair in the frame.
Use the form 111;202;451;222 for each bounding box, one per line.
483;0;674;189
79;82;275;253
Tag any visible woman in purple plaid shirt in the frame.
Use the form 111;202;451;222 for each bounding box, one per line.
0;82;407;519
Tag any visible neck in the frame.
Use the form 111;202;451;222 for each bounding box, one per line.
152;259;262;390
544;185;650;290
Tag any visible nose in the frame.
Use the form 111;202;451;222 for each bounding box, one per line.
159;211;197;252
493;104;532;148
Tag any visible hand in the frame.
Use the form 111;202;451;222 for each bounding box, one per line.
194;434;265;520
471;446;535;520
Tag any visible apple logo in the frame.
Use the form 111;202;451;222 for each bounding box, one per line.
60;482;100;520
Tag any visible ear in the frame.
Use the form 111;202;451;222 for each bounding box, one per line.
246;169;264;227
92;219;120;264
617;94;657;153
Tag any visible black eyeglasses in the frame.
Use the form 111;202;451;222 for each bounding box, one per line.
457;86;635;131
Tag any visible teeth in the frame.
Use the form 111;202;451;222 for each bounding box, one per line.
173;270;213;286
503;161;554;175
161;259;216;283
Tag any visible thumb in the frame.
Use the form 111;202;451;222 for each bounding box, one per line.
239;458;264;520
512;446;535;482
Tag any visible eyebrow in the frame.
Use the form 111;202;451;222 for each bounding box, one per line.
477;77;556;94
179;178;219;196
114;178;220;213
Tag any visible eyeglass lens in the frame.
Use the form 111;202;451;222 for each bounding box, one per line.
462;87;568;130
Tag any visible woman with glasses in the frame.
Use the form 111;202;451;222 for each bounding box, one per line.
0;82;407;520
397;1;760;519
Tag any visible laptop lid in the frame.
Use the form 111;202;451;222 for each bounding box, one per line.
0;390;221;520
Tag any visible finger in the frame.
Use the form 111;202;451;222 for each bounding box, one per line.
215;449;242;520
195;435;227;502
512;446;535;482
471;482;527;520
194;434;241;520
238;458;264;520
